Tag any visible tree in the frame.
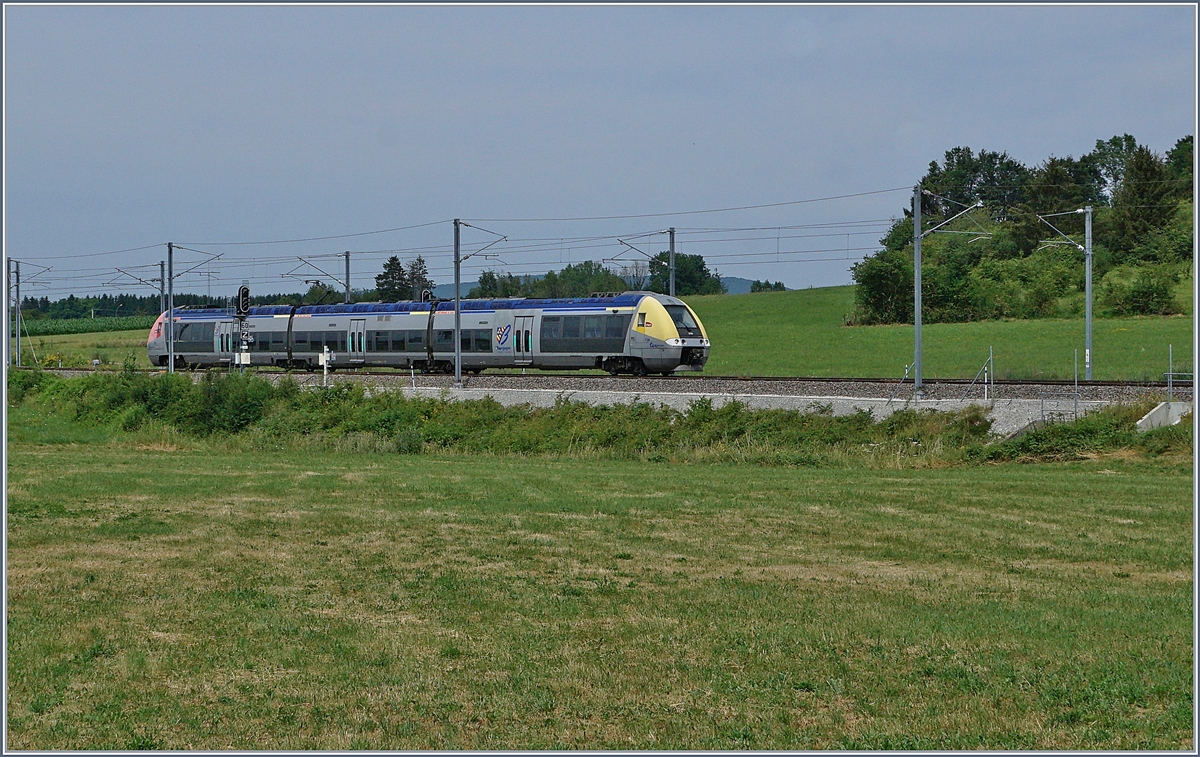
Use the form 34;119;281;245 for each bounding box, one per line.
919;146;1030;222
375;256;411;301
750;280;786;292
406;256;434;299
1166;135;1193;202
617;260;650;290
647;252;725;296
1110;146;1174;259
1089;134;1138;200
850;248;912;324
1008;155;1105;253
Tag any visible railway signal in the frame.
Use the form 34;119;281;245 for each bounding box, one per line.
236;285;251;316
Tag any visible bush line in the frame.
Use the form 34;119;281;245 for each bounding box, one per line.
7;367;1190;465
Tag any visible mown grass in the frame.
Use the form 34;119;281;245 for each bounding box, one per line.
5;421;1192;749
686;285;1194;380
4;377;1195;749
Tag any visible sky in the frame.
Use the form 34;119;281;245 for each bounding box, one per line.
3;4;1196;302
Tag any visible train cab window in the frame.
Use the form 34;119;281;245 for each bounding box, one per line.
541;317;562;340
474;330;492;352
664;305;702;337
637;313;646;328
562;316;581;339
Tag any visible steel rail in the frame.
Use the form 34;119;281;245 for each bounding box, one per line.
22;366;1192;388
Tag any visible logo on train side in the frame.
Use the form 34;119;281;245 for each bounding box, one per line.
496;324;511;346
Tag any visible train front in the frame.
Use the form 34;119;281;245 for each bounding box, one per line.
634;294;710;373
146;311;168;366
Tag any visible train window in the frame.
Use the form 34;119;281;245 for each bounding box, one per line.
389;331;404;351
664;305;702;337
541;316;561;340
474;330;492;352
293;332;310;351
562;316;581;339
436;330;454;349
583;316;603;339
406;331;425;350
605;315;628;339
460;331;473;352
324;333;340;352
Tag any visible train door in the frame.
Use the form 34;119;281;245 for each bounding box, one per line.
348;319;367;363
513;315;534;365
216;321;235;362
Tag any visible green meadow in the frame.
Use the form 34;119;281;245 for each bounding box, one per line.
687;285;1193;380
4;391;1194;750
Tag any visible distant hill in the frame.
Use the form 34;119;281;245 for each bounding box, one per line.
721;277;756;294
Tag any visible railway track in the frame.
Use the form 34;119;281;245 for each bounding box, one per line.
25;367;1191;402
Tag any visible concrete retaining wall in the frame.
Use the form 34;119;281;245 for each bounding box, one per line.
1136;401;1193;432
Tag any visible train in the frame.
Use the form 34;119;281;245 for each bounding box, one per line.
146;291;710;375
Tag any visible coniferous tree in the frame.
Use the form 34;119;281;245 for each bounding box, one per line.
406;256;434;299
1111;146;1174;259
375;256;411;301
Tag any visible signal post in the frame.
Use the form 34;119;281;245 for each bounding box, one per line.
235;285;253;372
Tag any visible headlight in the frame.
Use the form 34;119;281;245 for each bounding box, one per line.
666;338;683;346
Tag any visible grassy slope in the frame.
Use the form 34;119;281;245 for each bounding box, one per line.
5;410;1192;750
687;286;1194;380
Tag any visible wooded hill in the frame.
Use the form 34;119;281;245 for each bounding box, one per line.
850;134;1193;324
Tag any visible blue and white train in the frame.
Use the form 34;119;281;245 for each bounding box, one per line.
146;292;710;375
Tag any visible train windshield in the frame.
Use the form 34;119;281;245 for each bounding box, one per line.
664;305;702;337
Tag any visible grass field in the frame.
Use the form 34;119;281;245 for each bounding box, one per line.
16;329;153;370
5;405;1193;749
13;284;1195;380
687;286;1194;380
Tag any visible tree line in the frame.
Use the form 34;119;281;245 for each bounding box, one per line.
20;250;730;321
850;134;1193;324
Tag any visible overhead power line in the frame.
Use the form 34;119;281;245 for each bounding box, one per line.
463;187;912;222
176;219;451;246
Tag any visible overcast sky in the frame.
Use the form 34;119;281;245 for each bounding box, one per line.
4;4;1195;300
